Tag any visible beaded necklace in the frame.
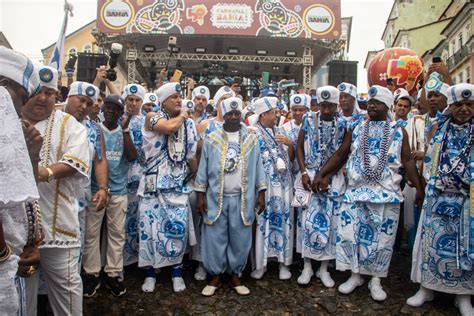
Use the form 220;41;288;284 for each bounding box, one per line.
25;200;43;246
316;114;338;171
39;112;55;167
257;122;289;168
360;120;391;183
164;111;188;163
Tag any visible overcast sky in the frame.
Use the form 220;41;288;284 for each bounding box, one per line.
0;0;393;92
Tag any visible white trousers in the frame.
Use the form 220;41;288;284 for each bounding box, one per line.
25;247;82;316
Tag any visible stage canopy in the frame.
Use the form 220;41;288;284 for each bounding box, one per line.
93;0;344;89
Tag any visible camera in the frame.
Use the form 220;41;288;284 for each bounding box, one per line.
106;43;122;81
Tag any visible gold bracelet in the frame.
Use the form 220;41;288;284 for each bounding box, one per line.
0;245;12;263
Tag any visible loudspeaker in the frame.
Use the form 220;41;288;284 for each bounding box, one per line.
76;53;108;83
327;60;358;86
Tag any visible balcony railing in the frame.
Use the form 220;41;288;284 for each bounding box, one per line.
447;45;471;71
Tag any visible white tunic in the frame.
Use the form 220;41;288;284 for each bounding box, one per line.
35;110;90;248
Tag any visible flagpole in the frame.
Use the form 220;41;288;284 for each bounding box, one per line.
49;0;74;81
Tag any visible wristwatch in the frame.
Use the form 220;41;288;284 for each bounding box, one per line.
99;186;110;194
46;167;55;182
123;127;130;133
301;170;308;176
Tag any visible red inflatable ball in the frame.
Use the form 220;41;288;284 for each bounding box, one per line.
367;47;424;95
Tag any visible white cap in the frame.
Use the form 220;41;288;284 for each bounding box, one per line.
425;72;450;99
447;83;474;105
337;82;357;99
156;82;182;104
213;86;235;105
221;97;243;116
0;46;39;97
394;88;413;106
36;64;58;91
122;83;146;101
316;86;340;104
289;94;311;109
143;92;158;106
192;85;210;101
368;85;394;109
68;81;99;105
181;99;194;111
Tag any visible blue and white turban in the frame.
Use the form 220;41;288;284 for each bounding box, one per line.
35;64;58;91
368;85;394;109
221;97;243;116
425;72;450;99
192;85;210;101
157;82;182;104
122;83;146;101
0;46;39;97
248;96;278;126
289;94;311;109
337;82;357;99
213;86;235;105
181;99;194;111
143;92;158;106
68;81;99;104
447;83;474;106
316;86;340;104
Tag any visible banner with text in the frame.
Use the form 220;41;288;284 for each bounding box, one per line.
96;0;341;40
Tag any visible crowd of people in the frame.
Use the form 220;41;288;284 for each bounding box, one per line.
0;45;473;315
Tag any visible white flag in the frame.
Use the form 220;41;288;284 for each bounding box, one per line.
49;1;73;77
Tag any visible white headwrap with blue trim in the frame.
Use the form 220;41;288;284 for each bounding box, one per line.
0;46;39;97
68;81;100;105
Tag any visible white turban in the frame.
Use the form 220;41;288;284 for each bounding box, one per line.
122;83;146;101
368;85;394;109
447;83;474;106
182;99;194;111
337;82;357;99
289;94;311;109
143;92;158;106
156;82;182;104
213;86;235;105
35;64;58;91
192;85;210;101
248;96;278;126
68;81;99;105
316;86;340;104
0;46;39;97
425;72;450;99
221;97;243;116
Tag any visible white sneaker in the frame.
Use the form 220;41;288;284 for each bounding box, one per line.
279;264;292;280
368;277;387;301
455;295;474;316
297;267;314;285
141;277;156;293
406;287;434;307
250;268;266;279
194;264;207;281
172;277;186;293
316;270;335;288
338;274;364;294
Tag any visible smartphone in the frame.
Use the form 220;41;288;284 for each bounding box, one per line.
432;56;442;63
171;69;182;83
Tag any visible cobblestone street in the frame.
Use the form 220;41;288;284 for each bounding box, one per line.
84;251;459;315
